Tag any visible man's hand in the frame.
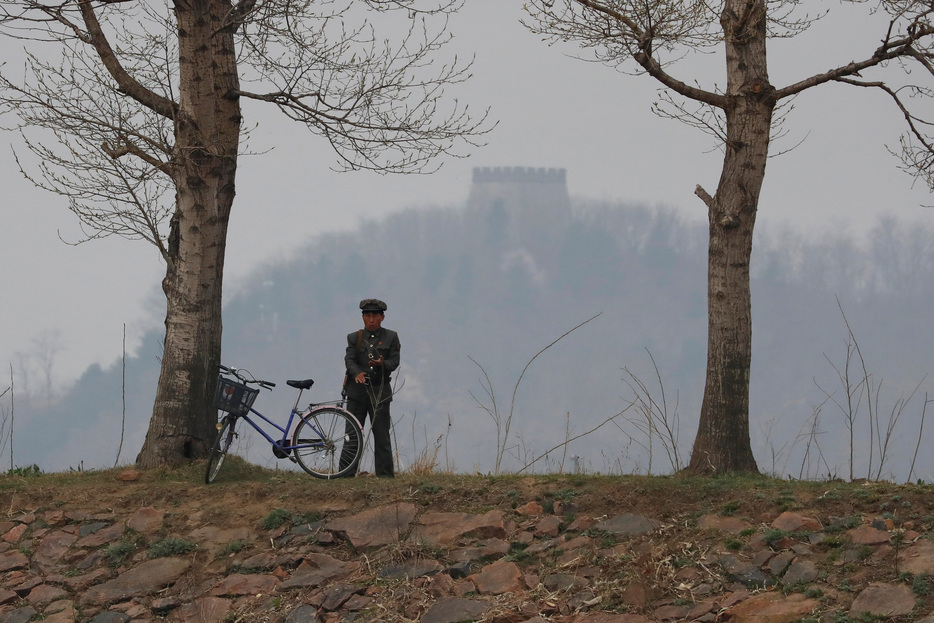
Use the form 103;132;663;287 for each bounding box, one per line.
354;372;368;384
369;357;384;367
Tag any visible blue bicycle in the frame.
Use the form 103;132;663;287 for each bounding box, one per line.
205;365;363;483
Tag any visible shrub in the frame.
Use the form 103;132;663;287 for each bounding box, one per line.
148;538;196;558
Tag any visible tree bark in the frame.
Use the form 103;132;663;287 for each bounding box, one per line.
687;0;773;474
136;0;241;468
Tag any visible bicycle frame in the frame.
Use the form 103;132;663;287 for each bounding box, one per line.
222;386;356;454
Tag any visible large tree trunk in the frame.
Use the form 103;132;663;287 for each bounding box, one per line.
687;0;773;474
137;0;241;468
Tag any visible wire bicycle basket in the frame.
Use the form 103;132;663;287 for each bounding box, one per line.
213;376;259;416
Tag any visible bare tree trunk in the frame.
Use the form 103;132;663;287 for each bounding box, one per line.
136;0;240;468
687;0;772;474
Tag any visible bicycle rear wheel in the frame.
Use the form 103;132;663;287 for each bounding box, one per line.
292;408;363;479
205;415;237;484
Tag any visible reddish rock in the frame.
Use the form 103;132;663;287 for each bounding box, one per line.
469;560;523;595
568;614;653;623
40;601;76;623
420;597;488;623
2;524;27;544
80;557;192;606
534;515;562;538
33;531;78;572
26;584;70;607
449;538;510;563
167;596;231;622
325;503;418;549
410;510;506;546
897;539;934;574
849;582;916;617
44;510;65;525
119;469;140;481
279;553;360;589
726;591;819;623
127;507;164;534
594;514;660;536
566;516;595;532
76;523;125;548
0;549;29;572
770;511;821;532
187;526;254;555
63;568;111;591
847;524;891;545
210;573;280;597
516;501;543;516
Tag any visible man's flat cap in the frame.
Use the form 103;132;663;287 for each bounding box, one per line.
359;298;388;312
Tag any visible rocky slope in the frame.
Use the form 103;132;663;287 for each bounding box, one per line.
1;468;934;623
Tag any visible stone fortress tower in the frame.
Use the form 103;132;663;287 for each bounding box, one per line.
467;166;570;216
465;167;571;245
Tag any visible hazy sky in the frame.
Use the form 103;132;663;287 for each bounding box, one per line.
1;0;931;387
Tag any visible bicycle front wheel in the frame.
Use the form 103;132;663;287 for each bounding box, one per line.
292;408;363;479
205;415;237;484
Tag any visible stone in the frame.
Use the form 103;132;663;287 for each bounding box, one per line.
849;582;916;617
448;538;510;563
80;557;192;606
320;584;362;611
283;604;320;623
76;523;125;548
420;597;488;623
126;508;164;534
594;514;660;536
279;553;359;589
118;470;140;481
725;591;819;623
568;614;653;623
516;502;543;516
767;551;794;576
847;524;891;545
653;604;692;620
166;596;230;623
897;539;934;574
26;584;69;607
2;525;27;544
325;503;418;549
0;550;29;572
534;515;562;538
210;573;279;597
770;512;821;532
782;560;819;584
542;573;585;591
469;559;522;595
379;559;443;580
187;526;254;556
719;555;770;588
33;531;77;572
0;606;38;623
409;510;507;546
87;612;131;623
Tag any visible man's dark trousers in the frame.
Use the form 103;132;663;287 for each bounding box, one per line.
343;397;394;477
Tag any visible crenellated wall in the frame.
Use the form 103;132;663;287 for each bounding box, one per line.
466;166;571;240
471;166;567;185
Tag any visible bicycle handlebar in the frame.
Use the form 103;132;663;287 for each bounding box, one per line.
218;364;276;389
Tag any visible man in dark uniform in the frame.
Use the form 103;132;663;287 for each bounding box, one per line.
340;298;401;477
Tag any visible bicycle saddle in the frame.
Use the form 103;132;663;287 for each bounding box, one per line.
287;379;314;390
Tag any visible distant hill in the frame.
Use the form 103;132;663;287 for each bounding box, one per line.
11;168;934;480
